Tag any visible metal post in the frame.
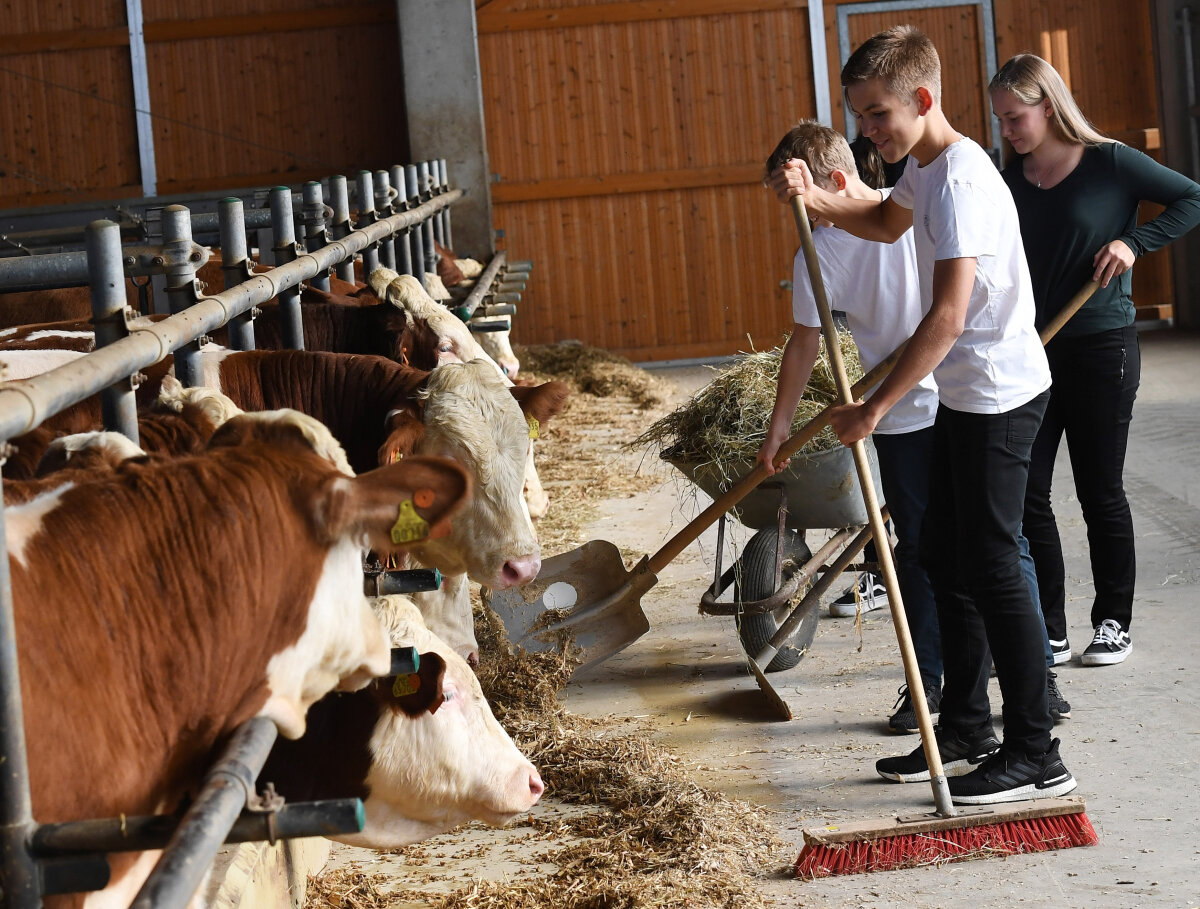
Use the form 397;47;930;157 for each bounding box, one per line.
219;199;256;351
327;175;356;284
88;221;140;444
129;718;278;909
301;181;331;292
373;170;396;272
356;171;380;278
390;165;414;277
0;478;39;909
269;188;304;350
418;161;438;277
438;158;453;252
404;164;426;289
162;205;204;387
430;161;446;249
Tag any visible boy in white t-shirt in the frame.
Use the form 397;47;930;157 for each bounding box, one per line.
769;26;1075;804
756;121;945;735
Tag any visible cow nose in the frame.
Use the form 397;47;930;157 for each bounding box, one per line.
500;554;541;587
528;768;545;801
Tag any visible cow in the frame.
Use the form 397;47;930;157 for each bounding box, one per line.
8;410;470;908
259;594;543;847
0;348;88;380
474;319;521;381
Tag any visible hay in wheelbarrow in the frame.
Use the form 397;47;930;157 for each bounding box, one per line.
629;331;863;487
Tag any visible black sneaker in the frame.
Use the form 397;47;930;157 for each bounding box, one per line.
829;571;888;617
1047;670;1071;721
888;680;942;734
949;738;1077;805
1049;637;1072;665
1080;619;1132;666
876;724;1000;783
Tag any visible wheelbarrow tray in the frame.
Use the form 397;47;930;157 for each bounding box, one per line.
662;441;884;530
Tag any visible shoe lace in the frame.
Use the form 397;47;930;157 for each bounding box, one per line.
891;685;912;712
1046;671;1063;699
1093;619;1125;646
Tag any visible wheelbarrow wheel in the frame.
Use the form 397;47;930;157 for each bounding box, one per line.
735;528;816;672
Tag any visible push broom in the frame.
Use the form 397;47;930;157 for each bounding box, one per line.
782;194;1099;877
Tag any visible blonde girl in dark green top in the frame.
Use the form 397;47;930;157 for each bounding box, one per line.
990;54;1200;669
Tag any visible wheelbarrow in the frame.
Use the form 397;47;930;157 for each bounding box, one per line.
663;441;884;672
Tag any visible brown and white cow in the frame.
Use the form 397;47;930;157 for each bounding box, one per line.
259;594;542;847
9;410;469;906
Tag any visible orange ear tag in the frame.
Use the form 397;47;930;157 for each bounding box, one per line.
392;673;421;698
389;500;430;544
413;488;435;508
527;416;540;440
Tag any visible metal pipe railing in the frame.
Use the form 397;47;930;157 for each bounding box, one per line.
373;170;396;272
327;175;355;284
418;162;438;276
162;206;204;387
301;181;331;293
0;189;461;440
356;171;380;278
269;188;304;351
389;164;415;278
87;226;139;444
219;198;256;351
451;249;507;321
404;164;426;289
128;718;278;909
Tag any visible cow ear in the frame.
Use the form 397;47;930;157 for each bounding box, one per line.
385;651;447;716
509;380;571;424
320;455;471;552
377;409;425;466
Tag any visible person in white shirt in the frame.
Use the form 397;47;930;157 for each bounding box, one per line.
768;26;1074;805
758;121;944;735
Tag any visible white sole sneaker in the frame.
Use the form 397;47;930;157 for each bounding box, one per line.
1081;641;1132;666
1049;639;1072;665
950;772;1078;805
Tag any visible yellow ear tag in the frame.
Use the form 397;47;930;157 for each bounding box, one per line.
392;673;421;698
527;416;540;440
389;500;429;544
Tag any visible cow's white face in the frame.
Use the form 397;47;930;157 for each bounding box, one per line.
411;360;540;589
337;596;542;847
476;326;520;380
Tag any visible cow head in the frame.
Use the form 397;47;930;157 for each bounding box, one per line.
345;595;543;846
205;411;471;736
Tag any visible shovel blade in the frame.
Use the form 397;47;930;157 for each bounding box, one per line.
485;539;652;676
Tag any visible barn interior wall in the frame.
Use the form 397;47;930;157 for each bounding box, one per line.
0;1;410;209
477;0;1176;361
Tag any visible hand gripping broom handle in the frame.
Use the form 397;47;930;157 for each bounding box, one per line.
790;194;956;817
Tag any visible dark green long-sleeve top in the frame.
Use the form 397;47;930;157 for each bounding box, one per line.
1003;142;1200;336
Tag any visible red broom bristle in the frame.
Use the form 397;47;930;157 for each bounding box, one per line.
795;811;1098;878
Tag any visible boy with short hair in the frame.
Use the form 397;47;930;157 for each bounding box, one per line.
757;121;945;736
769;25;1075;803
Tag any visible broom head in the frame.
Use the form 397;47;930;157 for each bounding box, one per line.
795;796;1097;878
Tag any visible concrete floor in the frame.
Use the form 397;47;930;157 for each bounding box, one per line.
558;327;1200;907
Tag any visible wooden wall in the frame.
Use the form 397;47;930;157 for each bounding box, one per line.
0;0;407;208
479;0;1173;361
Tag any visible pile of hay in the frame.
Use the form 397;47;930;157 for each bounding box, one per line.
428;608;785;909
515;342;670;408
630;331;862;486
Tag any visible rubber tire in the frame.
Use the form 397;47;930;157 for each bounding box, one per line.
735;528;817;672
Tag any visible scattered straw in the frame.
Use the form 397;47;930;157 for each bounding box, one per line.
628;332;862;487
306;868;392;909
515;342;670;408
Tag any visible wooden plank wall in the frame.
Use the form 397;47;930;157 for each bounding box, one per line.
480;0;1172;361
0;0;408;208
479;1;817;361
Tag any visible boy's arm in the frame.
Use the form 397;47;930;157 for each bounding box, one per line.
768;159;912;242
757;325;822;475
829;257;974;444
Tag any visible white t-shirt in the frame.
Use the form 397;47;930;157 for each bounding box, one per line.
889;138;1050;413
791;190;938;434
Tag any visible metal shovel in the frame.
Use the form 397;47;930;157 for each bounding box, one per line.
486;344;910;675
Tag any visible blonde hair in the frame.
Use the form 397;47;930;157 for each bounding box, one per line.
841;25;941;104
989;54;1109;147
763;120;857;189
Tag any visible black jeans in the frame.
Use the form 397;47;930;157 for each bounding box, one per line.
919;393;1053;755
873;428;941;686
1024;324;1140;639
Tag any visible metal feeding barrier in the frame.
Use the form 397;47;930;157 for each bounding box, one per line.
0;162;497;909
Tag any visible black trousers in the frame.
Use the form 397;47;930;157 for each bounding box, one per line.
1024;324;1140;639
919;393;1053;755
